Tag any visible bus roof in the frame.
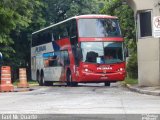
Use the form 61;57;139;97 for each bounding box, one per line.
74;14;118;19
32;14;118;34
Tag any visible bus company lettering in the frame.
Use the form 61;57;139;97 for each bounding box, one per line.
35;46;46;53
97;66;112;70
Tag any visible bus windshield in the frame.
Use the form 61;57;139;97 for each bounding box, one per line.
78;18;121;37
81;42;124;64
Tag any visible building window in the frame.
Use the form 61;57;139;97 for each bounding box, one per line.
139;11;152;37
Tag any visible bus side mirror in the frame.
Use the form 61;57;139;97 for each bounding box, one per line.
0;52;3;60
0;52;3;66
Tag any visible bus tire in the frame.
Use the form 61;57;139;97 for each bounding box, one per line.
104;82;110;86
40;71;44;86
66;71;78;87
71;82;78;87
66;71;71;86
36;71;41;86
44;81;53;86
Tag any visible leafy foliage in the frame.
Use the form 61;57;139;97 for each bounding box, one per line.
43;0;98;25
0;0;46;80
127;52;138;78
0;0;44;61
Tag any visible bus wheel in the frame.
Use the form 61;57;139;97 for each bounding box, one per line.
71;82;78;87
44;81;53;86
39;72;44;86
39;71;45;86
66;72;71;86
104;82;110;86
67;72;78;87
37;72;42;86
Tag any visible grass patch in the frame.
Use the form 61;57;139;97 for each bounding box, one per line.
13;80;38;86
124;77;138;85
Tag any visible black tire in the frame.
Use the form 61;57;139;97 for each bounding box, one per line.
71;82;78;87
104;82;110;86
37;71;42;86
44;81;53;86
66;71;78;87
66;71;71;86
39;71;44;86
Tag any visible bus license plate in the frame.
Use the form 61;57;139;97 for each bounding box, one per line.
100;76;108;79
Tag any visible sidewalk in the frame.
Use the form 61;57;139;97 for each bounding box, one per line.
126;84;160;96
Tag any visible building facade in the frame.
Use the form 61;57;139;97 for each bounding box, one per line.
127;0;160;86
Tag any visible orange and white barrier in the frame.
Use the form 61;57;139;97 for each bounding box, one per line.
17;68;29;88
0;66;14;92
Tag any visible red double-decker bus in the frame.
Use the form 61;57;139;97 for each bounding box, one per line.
31;14;126;86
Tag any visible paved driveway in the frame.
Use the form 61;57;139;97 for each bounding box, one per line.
0;83;160;115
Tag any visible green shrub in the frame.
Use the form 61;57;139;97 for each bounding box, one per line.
127;52;138;79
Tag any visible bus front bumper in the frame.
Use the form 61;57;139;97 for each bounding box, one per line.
77;71;126;83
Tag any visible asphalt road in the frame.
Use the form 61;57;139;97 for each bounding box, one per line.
0;83;160;119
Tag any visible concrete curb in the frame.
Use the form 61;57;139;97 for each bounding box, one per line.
13;84;39;92
14;88;34;92
126;84;160;96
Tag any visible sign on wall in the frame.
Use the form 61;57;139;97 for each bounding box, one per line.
153;16;160;38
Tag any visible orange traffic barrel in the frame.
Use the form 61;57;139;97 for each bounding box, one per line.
0;66;14;92
17;68;29;88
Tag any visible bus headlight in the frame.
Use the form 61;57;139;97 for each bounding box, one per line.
83;68;93;73
117;68;125;72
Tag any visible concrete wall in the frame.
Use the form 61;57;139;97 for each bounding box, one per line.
127;0;160;86
138;38;160;86
127;0;153;14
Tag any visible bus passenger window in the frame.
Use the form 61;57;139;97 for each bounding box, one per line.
43;51;69;67
49;52;62;67
48;56;56;66
43;52;59;67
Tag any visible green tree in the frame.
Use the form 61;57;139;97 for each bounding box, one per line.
11;0;46;80
0;0;46;80
101;0;138;78
10;0;46;67
43;0;99;25
0;0;45;61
